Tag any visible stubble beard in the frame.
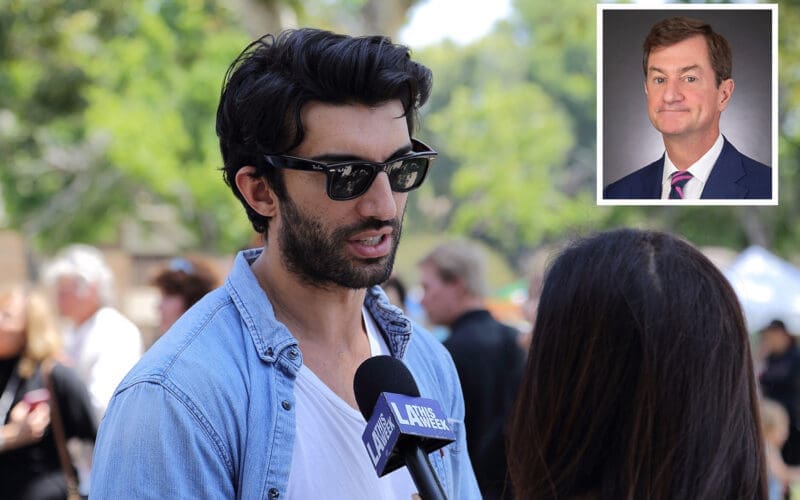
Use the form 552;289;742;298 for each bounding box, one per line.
278;197;404;290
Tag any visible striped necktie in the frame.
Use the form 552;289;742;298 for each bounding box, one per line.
669;171;693;199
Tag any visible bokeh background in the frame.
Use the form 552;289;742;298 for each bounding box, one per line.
2;0;800;340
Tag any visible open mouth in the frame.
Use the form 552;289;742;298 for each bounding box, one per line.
349;229;393;258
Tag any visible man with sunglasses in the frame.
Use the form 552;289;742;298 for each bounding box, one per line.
91;29;480;499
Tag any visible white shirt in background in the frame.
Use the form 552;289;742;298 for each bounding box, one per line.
63;306;143;420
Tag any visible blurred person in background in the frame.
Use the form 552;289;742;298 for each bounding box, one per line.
151;257;220;336
508;228;767;499
381;275;407;311
760;398;800;499
44;244;143;420
758;319;800;465
419;240;525;500
0;286;97;499
520;250;549;353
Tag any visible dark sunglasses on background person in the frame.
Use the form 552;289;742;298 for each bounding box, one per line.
262;139;437;201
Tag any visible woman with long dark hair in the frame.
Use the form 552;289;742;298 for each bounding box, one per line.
507;228;767;499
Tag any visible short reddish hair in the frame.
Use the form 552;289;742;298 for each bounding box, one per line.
643;16;732;87
152;257;219;309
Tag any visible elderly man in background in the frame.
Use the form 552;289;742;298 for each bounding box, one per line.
45;244;143;419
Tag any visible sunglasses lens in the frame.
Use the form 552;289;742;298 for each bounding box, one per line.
326;155;433;200
329;164;376;200
388;158;429;192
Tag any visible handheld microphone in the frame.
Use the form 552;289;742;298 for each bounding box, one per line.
354;355;455;500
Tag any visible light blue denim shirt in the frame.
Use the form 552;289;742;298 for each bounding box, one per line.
90;249;480;499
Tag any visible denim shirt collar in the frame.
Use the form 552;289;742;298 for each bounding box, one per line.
364;285;412;358
226;248;413;363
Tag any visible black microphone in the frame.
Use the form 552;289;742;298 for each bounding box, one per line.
354;355;454;500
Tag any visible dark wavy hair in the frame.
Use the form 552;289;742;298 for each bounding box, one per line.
507;229;767;499
643;16;732;87
216;28;433;235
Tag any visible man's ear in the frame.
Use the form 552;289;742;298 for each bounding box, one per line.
235;166;279;218
718;78;735;112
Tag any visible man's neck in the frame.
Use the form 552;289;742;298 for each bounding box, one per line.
662;127;720;170
447;298;487;328
251;247;367;344
251;246;373;410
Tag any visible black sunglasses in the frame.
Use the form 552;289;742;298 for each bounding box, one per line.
262;139;437;201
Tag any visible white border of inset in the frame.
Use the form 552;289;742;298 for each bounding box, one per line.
596;3;778;206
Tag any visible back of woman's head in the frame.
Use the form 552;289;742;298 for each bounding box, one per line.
507;228;766;500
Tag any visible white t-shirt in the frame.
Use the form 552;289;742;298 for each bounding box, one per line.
285;308;417;499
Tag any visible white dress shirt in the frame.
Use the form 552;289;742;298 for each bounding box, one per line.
660;134;724;200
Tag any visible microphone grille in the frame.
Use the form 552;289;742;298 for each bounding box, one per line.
353;355;420;420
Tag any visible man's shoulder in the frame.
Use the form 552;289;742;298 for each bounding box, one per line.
721;139;771;172
450;310;518;340
406;321;452;358
120;289;249;389
740;153;772;197
708;139;772;199
603;158;664;199
404;323;458;380
736;147;772;177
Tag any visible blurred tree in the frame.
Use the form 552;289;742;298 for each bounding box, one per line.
229;0;421;39
769;0;800;255
0;0;422;253
412;0;798;266
413;0;603;261
605;0;797;254
2;0;796;267
0;0;253;252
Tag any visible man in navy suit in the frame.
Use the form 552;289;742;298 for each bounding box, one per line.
604;17;771;200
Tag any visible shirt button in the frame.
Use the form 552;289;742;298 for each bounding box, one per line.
288;349;298;359
281;400;291;411
266;347;274;357
268;487;280;498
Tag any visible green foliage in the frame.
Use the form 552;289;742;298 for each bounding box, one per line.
412;0;800;270
413;0;602;262
3;0;799;269
429;80;600;256
513;0;596;147
0;0;252;252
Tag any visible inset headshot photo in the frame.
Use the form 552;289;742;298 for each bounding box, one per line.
597;4;777;205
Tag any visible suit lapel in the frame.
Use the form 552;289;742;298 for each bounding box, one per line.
642;156;665;198
701;139;748;199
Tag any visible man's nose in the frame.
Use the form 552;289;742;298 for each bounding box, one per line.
355;172;398;221
662;79;683;103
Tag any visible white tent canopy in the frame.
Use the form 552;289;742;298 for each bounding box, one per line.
724;246;800;335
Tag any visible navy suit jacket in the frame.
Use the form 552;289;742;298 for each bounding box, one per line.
604;138;772;200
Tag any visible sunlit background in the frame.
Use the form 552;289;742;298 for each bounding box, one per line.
1;0;798;340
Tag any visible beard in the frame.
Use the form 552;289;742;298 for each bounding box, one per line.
277;197;404;289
